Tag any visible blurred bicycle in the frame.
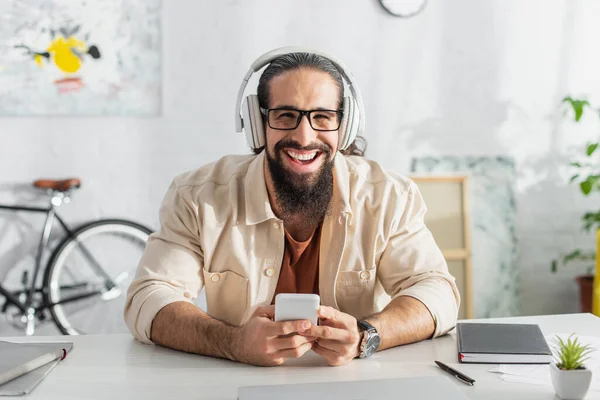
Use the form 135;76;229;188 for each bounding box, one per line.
0;178;152;335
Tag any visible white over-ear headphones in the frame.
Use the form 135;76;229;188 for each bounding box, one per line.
234;47;365;151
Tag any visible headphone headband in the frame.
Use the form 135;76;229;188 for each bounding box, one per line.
235;47;365;139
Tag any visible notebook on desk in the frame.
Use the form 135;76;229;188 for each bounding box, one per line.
0;341;73;396
457;323;552;364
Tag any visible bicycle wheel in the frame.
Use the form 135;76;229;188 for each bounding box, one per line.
42;219;152;335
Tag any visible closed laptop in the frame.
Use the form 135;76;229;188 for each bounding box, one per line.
238;376;468;400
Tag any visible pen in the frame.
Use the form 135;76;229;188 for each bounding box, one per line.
435;360;476;386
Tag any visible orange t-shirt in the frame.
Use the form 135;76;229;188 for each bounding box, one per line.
273;224;322;299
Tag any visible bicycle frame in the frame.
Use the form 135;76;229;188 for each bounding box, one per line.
0;203;59;313
0;198;118;333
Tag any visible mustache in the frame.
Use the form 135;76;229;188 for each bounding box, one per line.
274;139;331;155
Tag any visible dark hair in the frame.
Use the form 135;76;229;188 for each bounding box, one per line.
253;52;366;157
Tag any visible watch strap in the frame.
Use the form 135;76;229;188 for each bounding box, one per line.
357;320;376;332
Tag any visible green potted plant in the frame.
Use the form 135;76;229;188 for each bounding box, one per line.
550;335;594;400
551;97;599;312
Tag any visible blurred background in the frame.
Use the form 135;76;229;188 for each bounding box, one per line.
0;0;599;336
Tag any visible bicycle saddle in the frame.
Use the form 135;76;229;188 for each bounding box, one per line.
34;178;81;192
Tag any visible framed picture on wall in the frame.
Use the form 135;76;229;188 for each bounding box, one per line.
0;0;161;116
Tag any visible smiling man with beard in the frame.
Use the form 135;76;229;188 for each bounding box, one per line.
125;49;460;367
265;136;333;234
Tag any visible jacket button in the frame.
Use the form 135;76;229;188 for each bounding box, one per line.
273;222;280;229
211;274;220;282
360;271;369;280
265;268;275;277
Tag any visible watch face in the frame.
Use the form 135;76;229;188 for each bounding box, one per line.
366;334;381;355
362;332;380;358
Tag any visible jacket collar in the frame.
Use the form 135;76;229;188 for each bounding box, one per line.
331;153;353;217
243;151;353;226
244;151;277;225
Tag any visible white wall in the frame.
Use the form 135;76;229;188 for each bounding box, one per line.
1;0;599;317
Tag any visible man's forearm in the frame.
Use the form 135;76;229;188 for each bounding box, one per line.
365;296;435;351
151;301;239;360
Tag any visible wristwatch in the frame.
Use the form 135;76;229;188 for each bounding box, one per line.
357;320;380;359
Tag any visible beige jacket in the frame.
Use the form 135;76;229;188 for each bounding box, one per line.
125;152;460;344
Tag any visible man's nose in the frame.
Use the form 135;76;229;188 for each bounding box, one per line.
290;115;319;147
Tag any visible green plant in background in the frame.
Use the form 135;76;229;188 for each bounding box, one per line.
551;97;600;275
552;334;594;370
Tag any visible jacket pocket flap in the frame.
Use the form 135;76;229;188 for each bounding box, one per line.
337;267;377;286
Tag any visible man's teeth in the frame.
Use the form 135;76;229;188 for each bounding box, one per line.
286;151;318;161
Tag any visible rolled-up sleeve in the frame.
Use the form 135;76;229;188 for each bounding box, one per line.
377;180;460;337
124;181;204;344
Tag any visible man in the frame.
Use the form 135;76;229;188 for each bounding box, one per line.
124;50;459;367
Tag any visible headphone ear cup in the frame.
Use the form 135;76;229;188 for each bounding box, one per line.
249;95;265;149
242;95;265;149
338;97;350;151
345;97;360;151
242;96;255;149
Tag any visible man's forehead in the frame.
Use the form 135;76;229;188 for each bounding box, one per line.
268;69;340;109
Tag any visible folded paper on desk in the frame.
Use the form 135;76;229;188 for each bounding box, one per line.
489;334;600;392
0;341;73;396
457;323;552;364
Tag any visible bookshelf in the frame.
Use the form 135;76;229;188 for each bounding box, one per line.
410;176;473;319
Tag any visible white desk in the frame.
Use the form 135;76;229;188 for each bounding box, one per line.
3;313;599;399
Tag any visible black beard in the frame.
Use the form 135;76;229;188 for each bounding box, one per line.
266;139;334;227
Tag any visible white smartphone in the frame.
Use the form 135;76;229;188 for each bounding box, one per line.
274;293;320;326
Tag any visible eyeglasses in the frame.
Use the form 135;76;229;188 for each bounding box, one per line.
260;107;342;131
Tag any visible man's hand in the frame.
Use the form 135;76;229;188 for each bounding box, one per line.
231;305;316;366
299;306;362;366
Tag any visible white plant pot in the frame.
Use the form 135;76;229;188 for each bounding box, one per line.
550;363;592;400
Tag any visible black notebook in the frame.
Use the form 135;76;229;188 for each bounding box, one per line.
457;323;552;364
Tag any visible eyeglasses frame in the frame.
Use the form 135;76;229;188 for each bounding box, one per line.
260;107;343;132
